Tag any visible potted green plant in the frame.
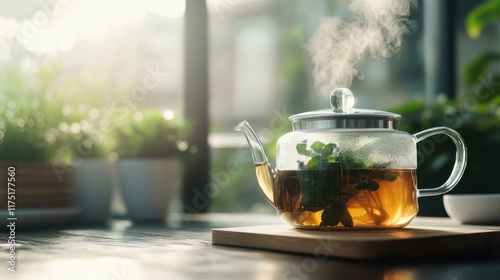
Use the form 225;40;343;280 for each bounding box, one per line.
0;69;76;211
113;110;188;222
0;112;77;210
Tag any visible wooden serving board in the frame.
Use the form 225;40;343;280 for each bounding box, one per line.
212;218;500;259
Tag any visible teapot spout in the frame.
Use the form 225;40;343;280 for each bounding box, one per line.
235;120;272;166
235;120;276;205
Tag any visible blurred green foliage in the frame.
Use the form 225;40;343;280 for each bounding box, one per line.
464;52;500;86
112;110;189;159
466;0;500;38
0;64;111;163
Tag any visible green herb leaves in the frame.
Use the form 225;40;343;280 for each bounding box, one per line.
355;180;380;191
296;140;338;169
294;140;399;228
381;171;398;182
306;156;320;168
320;204;353;228
353;171;397;191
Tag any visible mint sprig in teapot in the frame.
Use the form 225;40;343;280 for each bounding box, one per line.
236;88;467;230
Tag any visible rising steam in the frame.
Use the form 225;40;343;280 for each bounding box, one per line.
308;0;417;96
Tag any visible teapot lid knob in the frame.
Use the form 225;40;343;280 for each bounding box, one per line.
330;88;354;112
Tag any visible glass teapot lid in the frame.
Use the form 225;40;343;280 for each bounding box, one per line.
289;88;401;130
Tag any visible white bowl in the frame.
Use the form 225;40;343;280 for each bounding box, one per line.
443;194;500;225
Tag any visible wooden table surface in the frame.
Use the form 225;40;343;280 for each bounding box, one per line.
1;214;500;280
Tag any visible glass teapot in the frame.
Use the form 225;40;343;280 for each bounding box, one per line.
235;88;467;230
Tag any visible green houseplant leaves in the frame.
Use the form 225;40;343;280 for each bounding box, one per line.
466;0;500;38
295;140;397;228
112;110;189;159
464;52;500;87
464;0;500;88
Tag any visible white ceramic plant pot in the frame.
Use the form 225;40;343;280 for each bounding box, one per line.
117;158;182;222
74;158;113;223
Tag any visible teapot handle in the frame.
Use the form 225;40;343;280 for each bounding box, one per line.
413;127;467;197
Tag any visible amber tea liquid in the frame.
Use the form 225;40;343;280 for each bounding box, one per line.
255;163;418;229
